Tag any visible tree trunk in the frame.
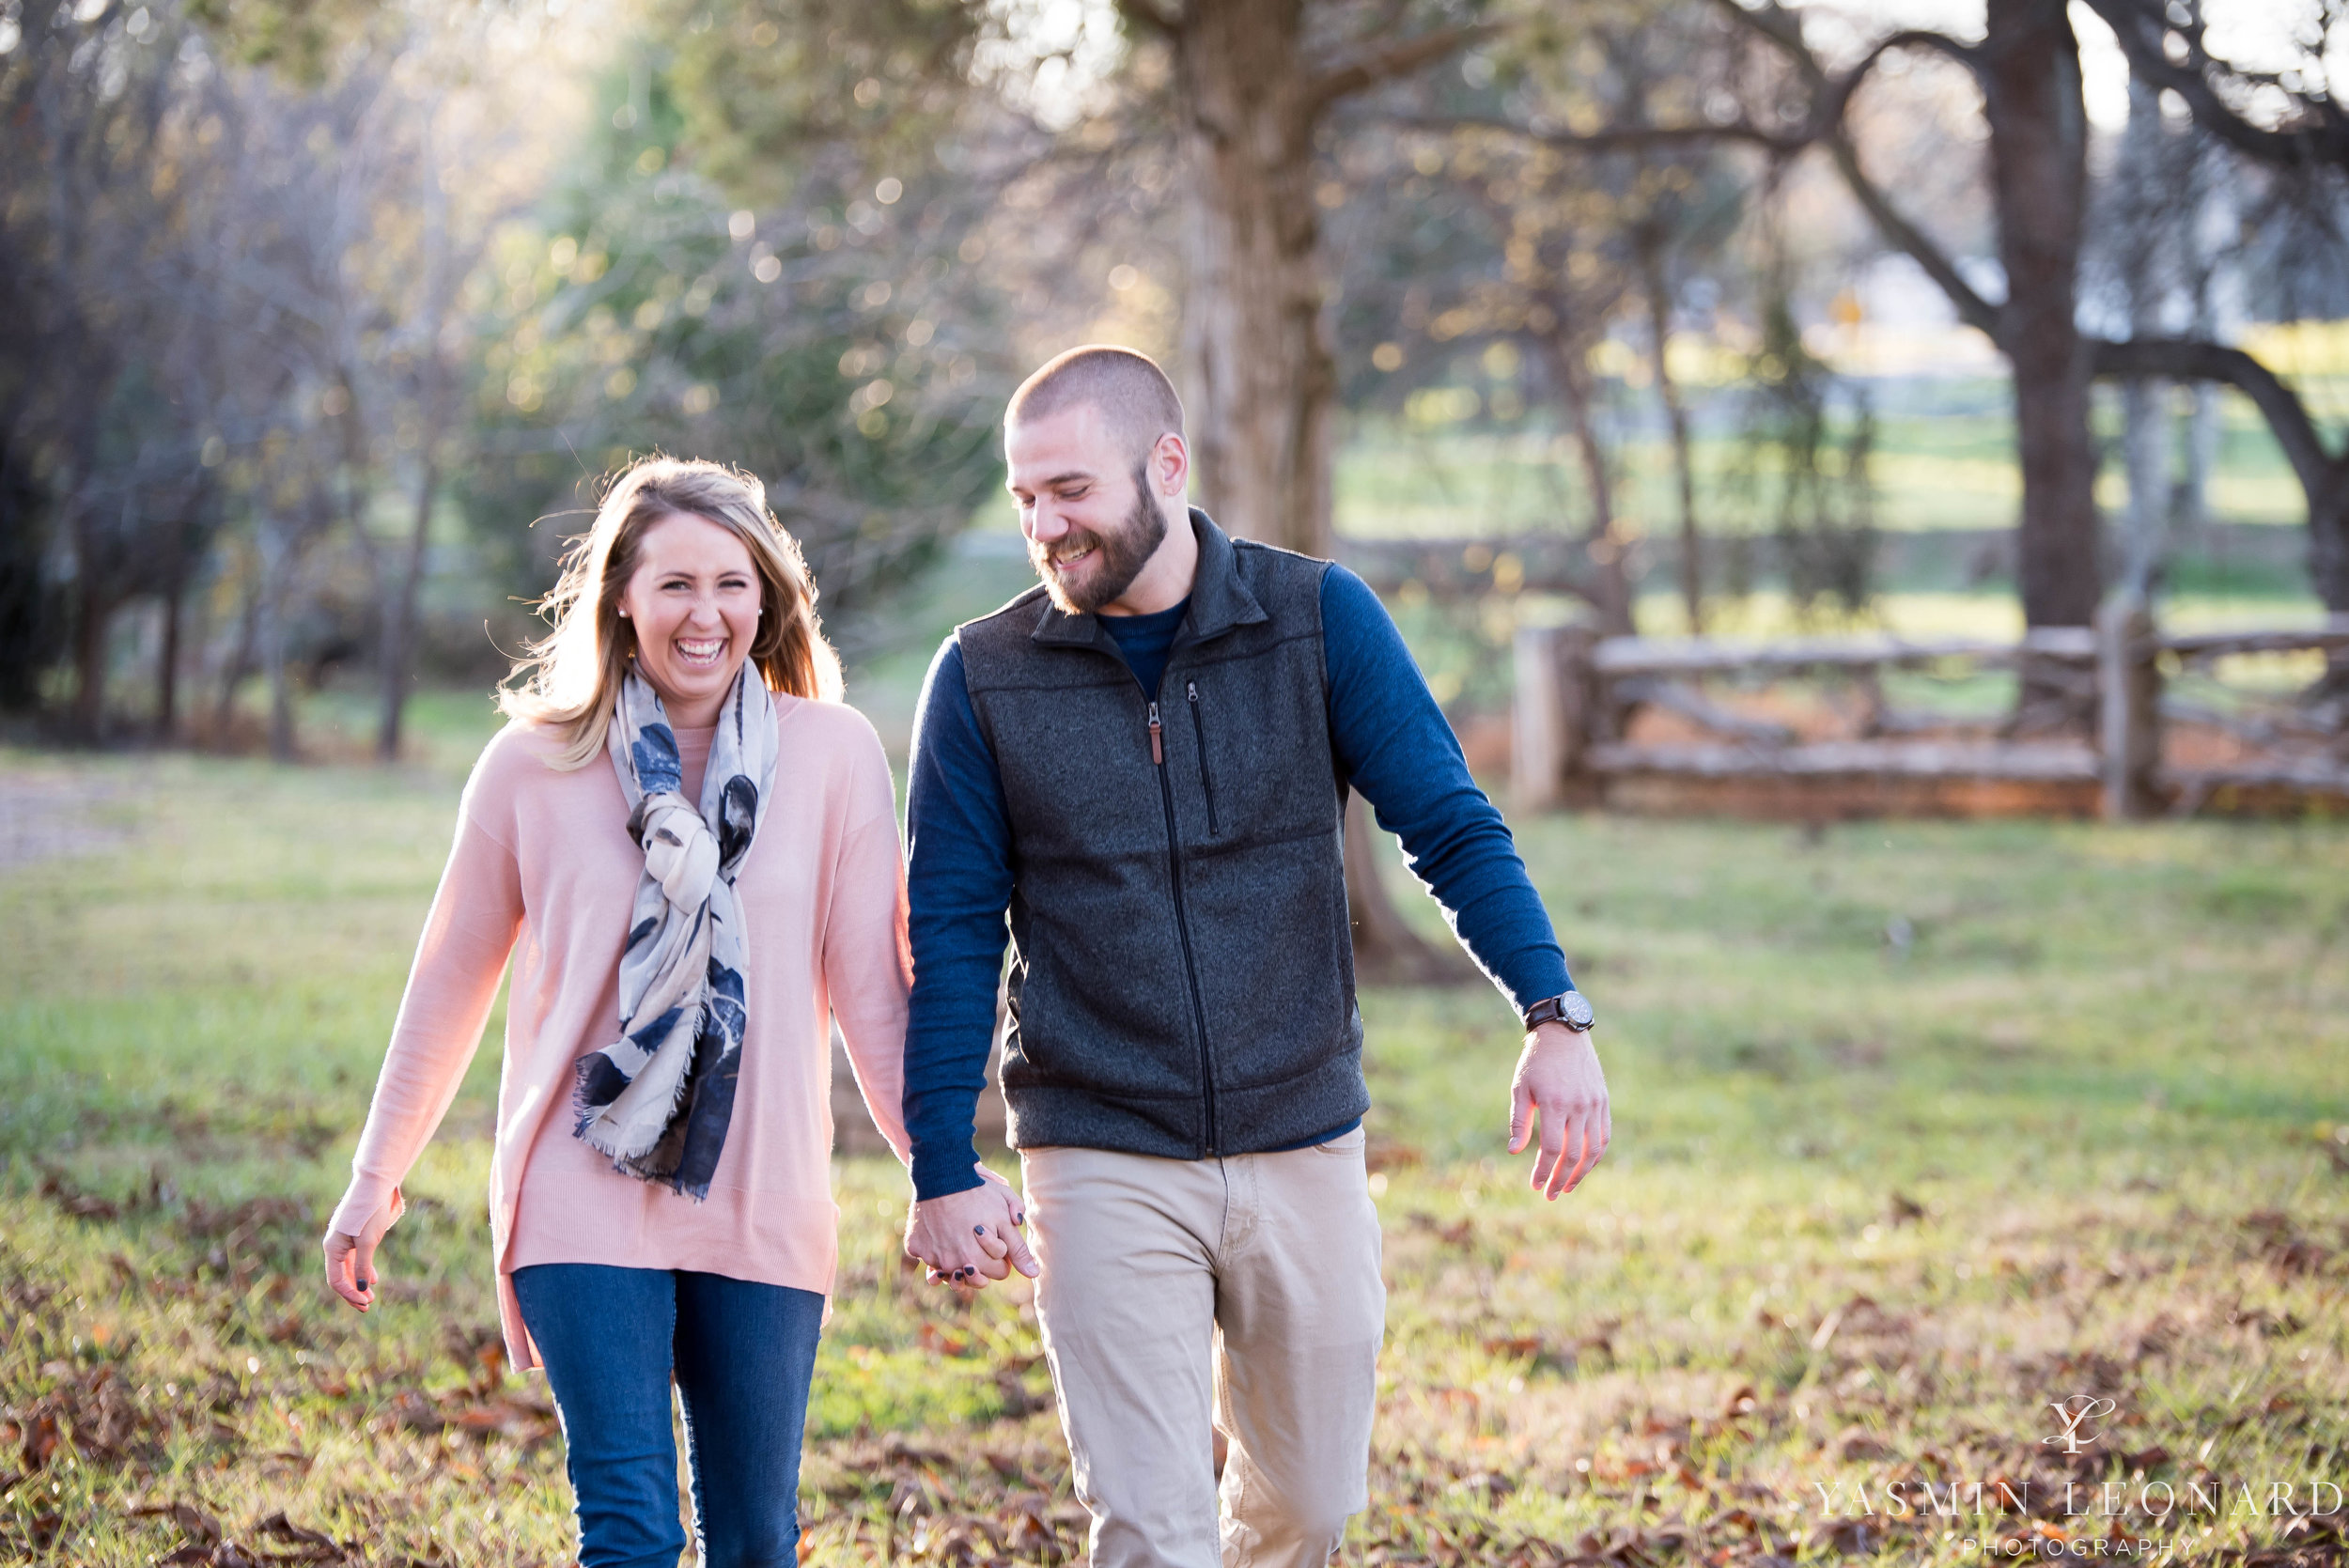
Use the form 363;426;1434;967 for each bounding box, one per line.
1170;0;1467;985
1343;795;1473;985
2311;466;2349;615
2314;473;2349;703
157;578;183;740
2119;380;2164;597
376;457;439;762
213;559;262;747
1983;0;2100;634
1535;320;1639;638
70;580;110;742
2116;75;2166;598
1171;0;1335;556
378;109;454;763
2182;381;2217;545
1639;239;1702;633
259;519;298;763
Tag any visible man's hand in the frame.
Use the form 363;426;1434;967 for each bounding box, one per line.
1509;1022;1610;1200
904;1163;1037;1289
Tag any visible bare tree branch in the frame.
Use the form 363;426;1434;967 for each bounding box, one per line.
1306;23;1501;117
1698;0;2003;340
2081;0;2349;173
2092;336;2338;496
1814;27;1983;126
1385;110;1810;156
1398;5;2003;343
1823;133;2001;339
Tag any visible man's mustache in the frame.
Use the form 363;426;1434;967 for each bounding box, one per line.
1034;531;1101;568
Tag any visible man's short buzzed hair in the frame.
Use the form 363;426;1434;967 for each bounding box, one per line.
1006;345;1186;466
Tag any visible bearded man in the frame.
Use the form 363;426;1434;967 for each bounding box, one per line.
898;345;1610;1568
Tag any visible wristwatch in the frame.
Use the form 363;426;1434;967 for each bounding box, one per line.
1523;990;1595;1032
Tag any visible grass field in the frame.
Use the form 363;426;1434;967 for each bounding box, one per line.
1329;377;2312;539
3;720;2347;1566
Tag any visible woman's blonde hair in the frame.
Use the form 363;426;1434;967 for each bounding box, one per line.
499;457;844;768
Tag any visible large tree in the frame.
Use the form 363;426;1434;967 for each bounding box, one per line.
1114;0;1501;981
1114;1;1489;562
2080;0;2349;634
709;0;1502;979
1729;0;2349;634
1424;0;2349;691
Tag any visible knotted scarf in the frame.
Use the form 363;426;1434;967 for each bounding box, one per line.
573;665;778;1198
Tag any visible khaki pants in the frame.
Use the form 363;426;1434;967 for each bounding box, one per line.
1020;1128;1385;1568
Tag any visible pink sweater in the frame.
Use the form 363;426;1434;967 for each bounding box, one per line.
329;699;912;1368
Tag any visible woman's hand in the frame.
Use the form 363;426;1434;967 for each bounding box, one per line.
321;1186;398;1312
904;1164;1036;1289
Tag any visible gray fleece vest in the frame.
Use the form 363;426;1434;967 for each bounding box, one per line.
956;509;1368;1159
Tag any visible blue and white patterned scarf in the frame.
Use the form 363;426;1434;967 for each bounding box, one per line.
573;666;777;1198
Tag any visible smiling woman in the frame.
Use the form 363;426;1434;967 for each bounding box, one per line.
618;513;764;725
319;456;917;1566
500;458;844;768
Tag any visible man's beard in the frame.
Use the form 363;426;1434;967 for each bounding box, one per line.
1031;465;1168;615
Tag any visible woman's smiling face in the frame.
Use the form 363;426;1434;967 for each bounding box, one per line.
617;510;762;726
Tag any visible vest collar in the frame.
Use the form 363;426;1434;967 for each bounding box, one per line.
1030;508;1269;649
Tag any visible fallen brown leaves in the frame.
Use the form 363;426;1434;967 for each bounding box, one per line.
8;1162;2344;1566
128;1501;357;1566
803;1436;1089;1564
4;1358;161;1474
893;1492;1084;1566
2240;1211;2338;1280
2217;1513;2349;1568
380;1385;557;1446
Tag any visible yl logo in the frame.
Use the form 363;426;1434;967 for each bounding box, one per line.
2043;1395;2117;1455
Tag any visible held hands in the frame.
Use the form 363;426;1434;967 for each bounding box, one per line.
1509;1022;1610;1200
905;1163;1037;1290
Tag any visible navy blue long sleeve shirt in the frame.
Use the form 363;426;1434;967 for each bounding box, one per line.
901;563;1572;1200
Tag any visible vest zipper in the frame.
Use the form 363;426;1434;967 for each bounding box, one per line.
1186;681;1220;835
1146;697;1220;1156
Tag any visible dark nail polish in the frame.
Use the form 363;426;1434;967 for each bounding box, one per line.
358;1279;371;1291
973;1224;986;1235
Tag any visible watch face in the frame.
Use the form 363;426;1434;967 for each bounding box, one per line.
1561;991;1595;1030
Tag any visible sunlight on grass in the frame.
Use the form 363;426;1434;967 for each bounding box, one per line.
2;750;2343;1564
1332;380;2307;539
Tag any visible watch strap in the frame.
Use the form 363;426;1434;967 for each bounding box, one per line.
1523;991;1592;1032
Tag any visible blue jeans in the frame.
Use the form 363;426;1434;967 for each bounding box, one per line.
511;1264;824;1568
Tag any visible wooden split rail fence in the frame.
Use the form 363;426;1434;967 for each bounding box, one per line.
1511;597;2349;820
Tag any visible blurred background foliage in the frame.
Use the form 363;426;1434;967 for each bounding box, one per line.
3;0;2345;757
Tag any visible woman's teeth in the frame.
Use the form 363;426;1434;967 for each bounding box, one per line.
675;638;726;667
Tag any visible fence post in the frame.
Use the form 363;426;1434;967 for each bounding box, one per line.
1513;624;1569;813
1556;625;1598;798
2097;589;2161;820
1514;623;1599;813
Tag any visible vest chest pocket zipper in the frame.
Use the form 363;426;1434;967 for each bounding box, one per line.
1187;681;1221;835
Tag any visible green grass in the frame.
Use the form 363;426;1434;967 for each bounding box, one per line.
1331;377;2310;538
3;740;2346;1565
